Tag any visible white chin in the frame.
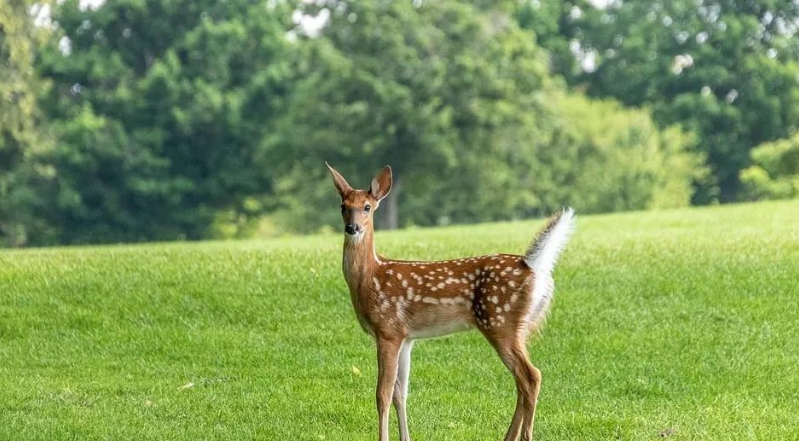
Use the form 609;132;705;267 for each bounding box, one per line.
345;231;364;242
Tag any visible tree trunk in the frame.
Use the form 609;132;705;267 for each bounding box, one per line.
379;177;400;230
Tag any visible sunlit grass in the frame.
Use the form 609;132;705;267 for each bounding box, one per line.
1;201;798;440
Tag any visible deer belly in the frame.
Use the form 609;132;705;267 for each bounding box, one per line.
407;306;474;339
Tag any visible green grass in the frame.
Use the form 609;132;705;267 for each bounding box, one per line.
1;201;798;440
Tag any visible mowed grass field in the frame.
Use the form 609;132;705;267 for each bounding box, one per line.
1;201;798;441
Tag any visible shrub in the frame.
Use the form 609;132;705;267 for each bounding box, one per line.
740;134;799;200
534;93;706;214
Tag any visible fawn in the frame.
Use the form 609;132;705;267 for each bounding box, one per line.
326;162;575;441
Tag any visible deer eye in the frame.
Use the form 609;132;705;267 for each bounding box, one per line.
340;204;346;214
364;205;371;212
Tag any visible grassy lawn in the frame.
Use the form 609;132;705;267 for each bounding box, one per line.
1;201;798;440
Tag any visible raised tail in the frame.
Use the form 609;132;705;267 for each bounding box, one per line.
524;207;576;275
523;208;576;330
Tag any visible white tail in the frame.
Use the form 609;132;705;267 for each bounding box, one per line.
524;208;576;329
326;162;576;441
524;207;576;276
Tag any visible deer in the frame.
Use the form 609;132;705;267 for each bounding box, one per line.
326;162;575;441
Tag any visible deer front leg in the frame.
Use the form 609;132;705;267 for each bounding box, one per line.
393;340;414;441
376;337;402;441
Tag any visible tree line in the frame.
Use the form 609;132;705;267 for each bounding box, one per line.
1;0;797;247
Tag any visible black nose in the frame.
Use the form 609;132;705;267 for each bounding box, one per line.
345;224;358;235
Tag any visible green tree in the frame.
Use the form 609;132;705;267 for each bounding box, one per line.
263;0;704;234
0;1;54;246
35;0;295;244
520;0;799;203
265;0;556;232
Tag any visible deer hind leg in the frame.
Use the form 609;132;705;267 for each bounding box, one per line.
502;384;525;441
512;344;542;441
393;340;414;441
519;358;541;440
491;336;542;441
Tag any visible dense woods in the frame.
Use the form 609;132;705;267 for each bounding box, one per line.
2;0;798;246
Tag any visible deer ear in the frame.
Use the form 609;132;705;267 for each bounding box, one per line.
326;161;353;199
369;165;392;202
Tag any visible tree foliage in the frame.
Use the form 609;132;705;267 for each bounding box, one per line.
0;0;727;246
538;93;704;213
265;0;555;232
521;0;799;203
35;0;295;243
740;133;799;200
0;0;54;246
263;1;701;233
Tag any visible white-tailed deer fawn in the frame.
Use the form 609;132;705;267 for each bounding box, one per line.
326;162;575;441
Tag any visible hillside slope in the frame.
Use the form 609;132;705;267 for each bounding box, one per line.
1;201;798;440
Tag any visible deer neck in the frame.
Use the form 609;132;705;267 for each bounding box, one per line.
342;224;380;292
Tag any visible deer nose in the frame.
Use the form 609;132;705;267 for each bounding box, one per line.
345;224;359;235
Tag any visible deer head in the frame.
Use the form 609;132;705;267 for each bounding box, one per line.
326;162;392;239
